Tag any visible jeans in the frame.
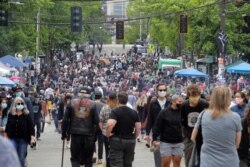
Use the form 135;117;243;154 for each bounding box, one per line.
52;110;58;130
109;137;136;167
103;135;110;167
200;161;207;167
70;134;95;167
97;131;103;159
11;138;28;167
34;118;41;139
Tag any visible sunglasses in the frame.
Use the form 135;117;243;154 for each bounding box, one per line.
158;89;167;92
16;103;24;105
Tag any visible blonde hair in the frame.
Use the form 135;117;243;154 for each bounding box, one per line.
209;86;231;119
136;95;148;107
9;97;29;115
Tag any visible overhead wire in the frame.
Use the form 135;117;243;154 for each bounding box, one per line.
7;1;232;26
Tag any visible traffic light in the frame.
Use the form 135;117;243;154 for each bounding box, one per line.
179;14;188;34
116;21;124;40
70;6;82;33
0;8;8;26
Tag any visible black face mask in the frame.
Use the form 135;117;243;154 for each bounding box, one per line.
176;103;182;109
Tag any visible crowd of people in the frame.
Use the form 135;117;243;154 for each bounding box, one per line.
0;48;250;167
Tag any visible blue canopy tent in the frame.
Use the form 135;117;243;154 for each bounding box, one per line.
0;77;16;87
0;55;28;68
226;62;250;73
174;68;208;77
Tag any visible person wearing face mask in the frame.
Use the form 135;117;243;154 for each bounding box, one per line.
152;95;184;167
5;97;35;167
181;84;209;167
11;86;35;124
231;91;248;118
145;83;170;167
0;97;9;137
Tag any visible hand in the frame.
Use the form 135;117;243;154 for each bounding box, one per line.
30;136;36;144
152;141;159;147
61;133;68;140
144;135;149;141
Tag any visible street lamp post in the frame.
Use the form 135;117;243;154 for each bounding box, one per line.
35;8;40;70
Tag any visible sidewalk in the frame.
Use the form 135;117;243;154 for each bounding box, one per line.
28;122;184;167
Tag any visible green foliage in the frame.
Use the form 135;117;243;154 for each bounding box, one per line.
126;0;250;59
0;0;111;57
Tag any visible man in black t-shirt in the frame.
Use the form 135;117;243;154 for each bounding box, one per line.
106;91;141;167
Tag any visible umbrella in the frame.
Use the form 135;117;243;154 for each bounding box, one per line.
10;76;21;81
0;77;16;87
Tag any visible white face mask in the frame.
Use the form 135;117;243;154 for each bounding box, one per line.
158;91;167;97
16;105;24;111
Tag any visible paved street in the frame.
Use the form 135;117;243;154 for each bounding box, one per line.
28;122;184;167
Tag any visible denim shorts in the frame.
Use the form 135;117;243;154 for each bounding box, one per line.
160;142;184;157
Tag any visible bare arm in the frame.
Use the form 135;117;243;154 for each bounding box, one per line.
106;119;117;137
235;131;241;149
135;122;141;138
191;127;198;143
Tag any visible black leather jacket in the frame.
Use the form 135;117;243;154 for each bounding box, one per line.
62;98;99;136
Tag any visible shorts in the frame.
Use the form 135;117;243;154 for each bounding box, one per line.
160;142;184;157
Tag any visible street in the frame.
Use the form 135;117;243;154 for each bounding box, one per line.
27;122;185;167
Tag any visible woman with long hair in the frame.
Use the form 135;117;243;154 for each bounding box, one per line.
136;94;148;142
99;92;118;167
191;86;242;167
5;97;35;167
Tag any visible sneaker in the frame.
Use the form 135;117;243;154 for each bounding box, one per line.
145;143;150;148
66;144;70;149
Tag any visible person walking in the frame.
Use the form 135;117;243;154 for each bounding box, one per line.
191;86;242;167
58;93;71;148
99;91;118;167
61;87;99;167
0;96;9;137
181;84;208;166
231;91;248;118
237;103;250;167
93;90;105;164
32;96;42;140
5;97;36;167
145;83;170;167
152;95;184;167
106;91;141;167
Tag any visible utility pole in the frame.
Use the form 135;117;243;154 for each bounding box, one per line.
220;0;226;34
35;8;40;70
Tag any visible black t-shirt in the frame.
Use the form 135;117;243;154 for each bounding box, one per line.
110;106;140;139
181;99;209;139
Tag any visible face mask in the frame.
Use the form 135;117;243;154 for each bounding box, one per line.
1;103;7;109
16;92;23;97
235;98;243;105
189;96;200;105
176;103;182;109
16;105;24;111
158;91;167;97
